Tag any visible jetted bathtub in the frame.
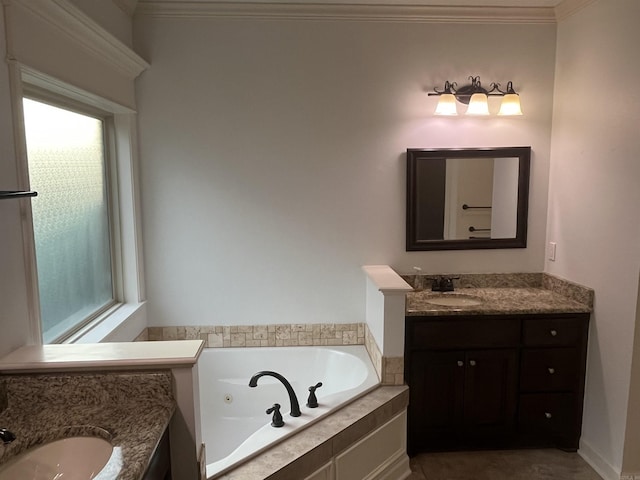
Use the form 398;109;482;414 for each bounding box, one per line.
198;345;380;478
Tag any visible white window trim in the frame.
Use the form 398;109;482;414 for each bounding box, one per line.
8;61;147;344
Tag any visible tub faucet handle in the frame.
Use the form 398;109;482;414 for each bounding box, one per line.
0;428;16;444
266;403;284;428
307;382;323;408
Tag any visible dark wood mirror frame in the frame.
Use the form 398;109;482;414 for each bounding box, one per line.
406;146;531;251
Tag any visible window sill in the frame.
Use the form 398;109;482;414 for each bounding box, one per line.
64;301;147;344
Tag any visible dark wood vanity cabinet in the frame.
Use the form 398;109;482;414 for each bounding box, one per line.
142;427;172;480
405;313;589;454
517;316;590;449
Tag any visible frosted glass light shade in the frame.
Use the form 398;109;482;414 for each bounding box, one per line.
466;93;489;115
498;93;523;116
434;94;457;116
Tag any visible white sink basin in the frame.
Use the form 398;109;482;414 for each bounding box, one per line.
425;294;483;307
0;436;113;480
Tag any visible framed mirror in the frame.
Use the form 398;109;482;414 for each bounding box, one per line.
406;146;530;251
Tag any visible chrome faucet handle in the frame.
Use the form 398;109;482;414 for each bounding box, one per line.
266;403;284;428
307;382;323;408
0;428;16;444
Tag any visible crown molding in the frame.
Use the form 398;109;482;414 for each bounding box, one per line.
135;1;557;24
554;0;599;21
4;0;149;78
113;0;139;16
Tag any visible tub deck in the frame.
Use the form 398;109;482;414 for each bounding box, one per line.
215;385;409;479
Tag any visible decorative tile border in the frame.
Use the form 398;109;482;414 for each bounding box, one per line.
364;326;382;380
145;323;365;348
382;356;404;386
137;323;404;386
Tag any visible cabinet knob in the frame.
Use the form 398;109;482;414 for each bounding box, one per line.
550;329;558;337
548;367;556;374
544;412;553;419
457;360;464;367
469;360;476;367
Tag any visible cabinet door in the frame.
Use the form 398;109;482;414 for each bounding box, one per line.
408;350;465;451
463;349;518;446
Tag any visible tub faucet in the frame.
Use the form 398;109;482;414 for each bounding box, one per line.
0;428;15;444
306;382;323;408
248;371;301;417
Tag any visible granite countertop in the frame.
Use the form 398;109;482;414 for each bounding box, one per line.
407;287;592;316
405;273;594;317
0;371;174;480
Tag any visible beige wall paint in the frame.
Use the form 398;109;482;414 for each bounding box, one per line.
622;272;640;475
547;0;640;476
68;0;133;47
134;16;556;328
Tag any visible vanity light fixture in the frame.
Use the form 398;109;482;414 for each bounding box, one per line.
429;76;522;116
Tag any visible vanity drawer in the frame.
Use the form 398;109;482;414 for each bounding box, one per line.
410;318;520;349
520;348;579;392
522;317;585;347
518;393;579;449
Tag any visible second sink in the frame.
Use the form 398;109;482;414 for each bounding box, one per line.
424;294;483;307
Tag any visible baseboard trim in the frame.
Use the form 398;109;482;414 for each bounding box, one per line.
579;438;621;480
365;450;411;480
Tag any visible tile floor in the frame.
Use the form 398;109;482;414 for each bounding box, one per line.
408;449;603;480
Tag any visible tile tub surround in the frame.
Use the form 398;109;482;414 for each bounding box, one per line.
146;322;365;348
0;371;174;480
217;385;409;480
141;323;405;386
405;273;593;316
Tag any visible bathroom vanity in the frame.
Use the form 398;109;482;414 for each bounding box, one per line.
404;274;592;455
0;340;204;480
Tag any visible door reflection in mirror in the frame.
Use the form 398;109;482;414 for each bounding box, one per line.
406;147;530;251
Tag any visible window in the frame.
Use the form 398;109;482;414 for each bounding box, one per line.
22;97;117;343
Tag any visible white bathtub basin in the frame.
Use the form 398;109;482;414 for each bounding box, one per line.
198;345;379;478
0;436;113;480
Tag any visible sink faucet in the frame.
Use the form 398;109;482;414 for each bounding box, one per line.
431;275;459;292
248;371;301;417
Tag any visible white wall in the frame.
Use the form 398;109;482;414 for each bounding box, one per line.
0;0;141;356
134;16;556;327
68;0;133;47
547;0;640;476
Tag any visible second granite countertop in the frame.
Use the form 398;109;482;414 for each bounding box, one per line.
406;287;592;316
405;273;594;316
